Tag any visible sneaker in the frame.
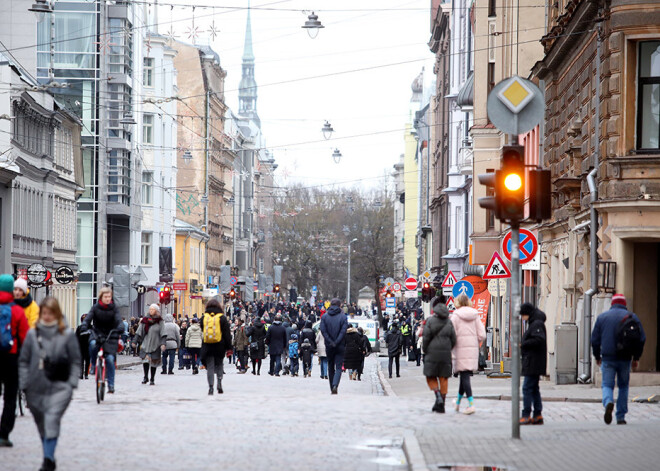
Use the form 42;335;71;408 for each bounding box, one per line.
0;438;13;447
463;405;476;415
107;387;115;394
532;416;544;425
617;419;627;425
604;402;614;425
520;417;532;425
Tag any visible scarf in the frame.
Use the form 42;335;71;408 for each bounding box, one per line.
141;316;162;334
15;292;33;309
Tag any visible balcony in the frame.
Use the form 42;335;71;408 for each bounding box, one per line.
458;139;473;175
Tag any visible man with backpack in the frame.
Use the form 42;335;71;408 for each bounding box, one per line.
591;293;646;425
0;274;29;447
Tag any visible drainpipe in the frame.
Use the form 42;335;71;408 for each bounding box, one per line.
579;22;602;383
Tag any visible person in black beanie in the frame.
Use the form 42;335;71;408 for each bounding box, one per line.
519;302;547;425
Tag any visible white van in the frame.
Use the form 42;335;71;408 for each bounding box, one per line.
313;316;380;352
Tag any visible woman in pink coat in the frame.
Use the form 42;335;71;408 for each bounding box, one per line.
450;294;486;415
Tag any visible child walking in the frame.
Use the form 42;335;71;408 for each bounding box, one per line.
289;333;300;377
300;338;314;377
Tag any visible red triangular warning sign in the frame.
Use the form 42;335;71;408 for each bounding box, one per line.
483;252;511;279
446;297;456;311
441;271;458;288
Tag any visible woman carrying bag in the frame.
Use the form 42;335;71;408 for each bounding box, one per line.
19;297;81;471
422;297;456;413
132;304;167;385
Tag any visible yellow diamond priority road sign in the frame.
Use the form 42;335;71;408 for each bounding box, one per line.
497;77;534;113
487;75;544;135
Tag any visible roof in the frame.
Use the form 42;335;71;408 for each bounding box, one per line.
175;219;209;240
456;71;474;108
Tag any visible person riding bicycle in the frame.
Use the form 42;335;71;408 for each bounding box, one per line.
81;287;123;394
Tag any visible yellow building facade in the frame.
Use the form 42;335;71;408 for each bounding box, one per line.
175;219;209;318
403;122;419;276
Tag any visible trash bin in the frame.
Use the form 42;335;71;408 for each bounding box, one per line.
555;323;577;384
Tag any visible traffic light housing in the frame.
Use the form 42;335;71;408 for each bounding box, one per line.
478;170;499;219
498;145;525;222
528;169;552;222
229;288;236;300
274;284;280;294
385;290;394;298
159;286;171;305
421;281;434;303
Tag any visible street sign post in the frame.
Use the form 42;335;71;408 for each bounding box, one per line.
441;271;458;288
404;290;418;298
503;228;538;265
404;277;418;291
452;280;474;299
483;252;512;279
230;276;238;286
392;282;401;292
446;297;456;312
487;76;545;136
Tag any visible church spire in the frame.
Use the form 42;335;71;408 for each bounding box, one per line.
238;0;260;129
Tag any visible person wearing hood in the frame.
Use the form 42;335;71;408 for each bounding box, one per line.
161;314;180;375
266;313;287;376
385;321;403;379
519;302;547;425
450;294;486;415
299;320;316;375
75;314;91;379
357;327;372;381
320;298;348;394
82;287;123;393
423;297;456;413
246;317;266;375
200;299;232;395
133;304;167;385
13;278;39;329
185;318;203;374
19;296;80;471
343;325;363;381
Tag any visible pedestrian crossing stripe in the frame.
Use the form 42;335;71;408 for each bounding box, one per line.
483;251;511;279
446;297;455;312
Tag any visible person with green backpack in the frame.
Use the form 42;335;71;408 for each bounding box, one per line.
200;299;231;395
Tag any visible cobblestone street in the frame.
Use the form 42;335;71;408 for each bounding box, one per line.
2;355;659;470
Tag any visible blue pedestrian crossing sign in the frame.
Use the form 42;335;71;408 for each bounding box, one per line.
452;280;474;299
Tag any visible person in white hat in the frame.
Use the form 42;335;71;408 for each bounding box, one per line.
13;278;39;329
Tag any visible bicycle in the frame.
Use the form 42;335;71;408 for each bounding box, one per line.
93;331;122;404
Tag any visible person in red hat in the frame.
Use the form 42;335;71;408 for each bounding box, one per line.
591;293;646;425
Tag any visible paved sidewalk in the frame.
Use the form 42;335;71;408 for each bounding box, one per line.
378;356;660;471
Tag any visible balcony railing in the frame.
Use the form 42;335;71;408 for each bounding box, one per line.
459;139;473;175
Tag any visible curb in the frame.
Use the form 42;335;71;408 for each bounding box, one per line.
117;361;142;370
402;429;430;471
377;361;397;397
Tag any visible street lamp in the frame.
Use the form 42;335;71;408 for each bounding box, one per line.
347;238;358;304
321;121;334;140
120;112;137;126
301;11;324;39
332;148;342;164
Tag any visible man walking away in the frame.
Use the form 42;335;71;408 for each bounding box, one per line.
0;274;29;447
519;303;547;425
161;314;180;374
385;321;403;379
266;314;287;376
592;294;646;425
320;298;348;394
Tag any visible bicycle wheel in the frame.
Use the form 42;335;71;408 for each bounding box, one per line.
96;359;104;404
18;390;25;416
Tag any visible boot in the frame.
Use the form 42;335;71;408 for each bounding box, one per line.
208;386;214;395
432;390;445;413
39;457;56;471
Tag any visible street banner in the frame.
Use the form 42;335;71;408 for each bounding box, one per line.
472;290;490;328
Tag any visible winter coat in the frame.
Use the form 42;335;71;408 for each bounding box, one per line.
0;291;29;355
385;326;403;356
14;291;39;329
320;305;348;349
185;323;203;349
134;315;167;362
360;333;372;355
162;315;181;350
233;325;249;351
343;328;364;370
422;304;456;378
299;324;316;351
591;304;646;362
450;306;486;372
200;309;232;364
266;320;287;356
521;307;547;376
82;301;123;356
75;324;90;358
315;331;327;358
246;319;267;359
19;321;80;439
301;342;313;365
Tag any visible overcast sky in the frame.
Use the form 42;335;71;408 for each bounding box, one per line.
156;0;435;192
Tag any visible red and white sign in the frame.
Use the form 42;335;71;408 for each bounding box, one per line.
392;282;402;291
172;282;188;291
441;271;458;288
502;228;538;265
483;252;511;279
446;297;455;312
473;290;490;328
404;277;418;291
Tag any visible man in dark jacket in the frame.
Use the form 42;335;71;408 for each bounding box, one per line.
385;321;403;379
519;303;547;425
591;294;646;425
266;314;287;376
320;298;348;394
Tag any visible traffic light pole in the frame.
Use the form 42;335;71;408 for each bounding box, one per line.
510;223;521;439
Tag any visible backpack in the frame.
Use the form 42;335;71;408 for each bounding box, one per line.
616;314;643;359
288;341;299;358
0;303;15;352
203;313;223;344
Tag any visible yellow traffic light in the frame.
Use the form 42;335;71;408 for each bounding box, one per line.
504;172;522;191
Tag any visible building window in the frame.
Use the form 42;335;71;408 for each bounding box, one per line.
488;63;495;92
142;171;153;205
637;41;660;150
141;232;152;265
488;0;496;17
143;114;153;144
143;57;154;87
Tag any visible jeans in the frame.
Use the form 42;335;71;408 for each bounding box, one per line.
601;359;631;421
388;355;400;377
89;340;116;389
522;375;542;418
326;345;345;390
161;349;176;372
320;357;328;377
269;354;282;375
0;353;18;440
290;357;299;375
205;355;224;388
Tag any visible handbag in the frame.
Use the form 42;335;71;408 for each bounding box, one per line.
36;330;70;382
